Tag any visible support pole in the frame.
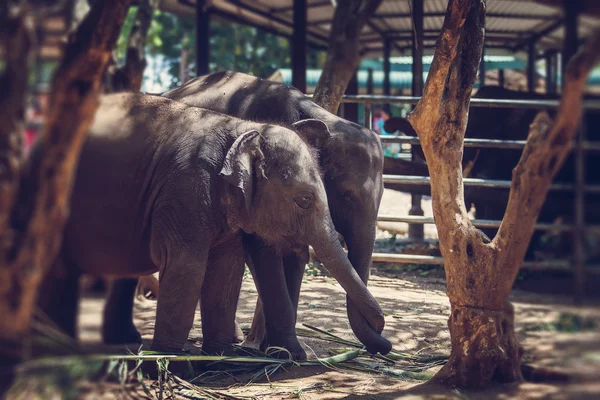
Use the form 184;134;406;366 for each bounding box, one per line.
367;68;374;95
409;0;424;243
564;0;583;303
527;39;536;93
479;44;486;86
545;51;557;95
383;38;391;113
291;0;307;92
344;70;359;122
498;69;505;88
562;0;579;82
196;0;210;77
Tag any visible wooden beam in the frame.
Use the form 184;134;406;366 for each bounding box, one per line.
479;45;486;86
545;51;557;94
271;0;330;13
527;39;536;92
196;0;210;76
409;0;425;243
513;18;564;51
562;0;579;78
383;38;391;97
291;0;307;92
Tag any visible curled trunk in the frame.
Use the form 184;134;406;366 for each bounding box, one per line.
311;216;391;354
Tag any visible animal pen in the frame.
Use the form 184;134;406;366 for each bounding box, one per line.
343;93;600;302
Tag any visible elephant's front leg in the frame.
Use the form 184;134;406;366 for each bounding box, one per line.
245;235;306;360
283;248;309;318
200;233;246;355
150;221;209;352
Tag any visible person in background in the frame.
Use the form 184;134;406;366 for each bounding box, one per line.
372;107;390;135
24;97;43;155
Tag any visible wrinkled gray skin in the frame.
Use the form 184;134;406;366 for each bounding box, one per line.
106;71;390;359
34;93;386;354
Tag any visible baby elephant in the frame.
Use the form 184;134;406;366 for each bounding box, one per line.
32;93;386;354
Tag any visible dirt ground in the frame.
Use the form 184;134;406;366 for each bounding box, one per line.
71;266;600;399
13;189;600;399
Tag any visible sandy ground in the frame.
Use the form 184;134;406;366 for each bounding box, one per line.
376;190;438;239
72;268;600;399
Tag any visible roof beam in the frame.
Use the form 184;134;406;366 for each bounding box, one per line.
271;0;330;14
360;35;523;46
309;11;559;25
512;18;564;51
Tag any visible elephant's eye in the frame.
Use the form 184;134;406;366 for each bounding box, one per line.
294;192;314;209
343;192;355;203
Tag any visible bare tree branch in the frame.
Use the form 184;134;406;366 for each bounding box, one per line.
493;30;600;294
105;0;157;92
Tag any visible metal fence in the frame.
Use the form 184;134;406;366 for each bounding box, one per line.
340;94;600;299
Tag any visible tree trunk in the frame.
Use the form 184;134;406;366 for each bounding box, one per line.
404;0;600;389
312;0;382;113
105;0;156;92
0;0;132;392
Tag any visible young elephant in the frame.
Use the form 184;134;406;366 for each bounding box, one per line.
107;71;390;359
32;93;386;354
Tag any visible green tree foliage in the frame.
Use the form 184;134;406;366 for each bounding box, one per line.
115;9;326;90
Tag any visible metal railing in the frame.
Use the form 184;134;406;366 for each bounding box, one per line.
342;94;600;299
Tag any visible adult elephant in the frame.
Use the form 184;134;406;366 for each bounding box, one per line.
31;93;387;355
105;71;390;359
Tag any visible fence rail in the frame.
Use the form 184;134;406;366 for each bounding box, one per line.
343;93;599;299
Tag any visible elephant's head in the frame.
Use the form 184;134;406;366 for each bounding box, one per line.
299;118;390;354
219;120;388;353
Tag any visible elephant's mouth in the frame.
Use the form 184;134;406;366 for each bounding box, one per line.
281;235;306;252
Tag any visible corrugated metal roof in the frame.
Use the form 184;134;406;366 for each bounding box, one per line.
31;0;600;61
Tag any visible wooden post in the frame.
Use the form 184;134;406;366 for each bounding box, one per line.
527;39;536;92
292;0;307;92
562;0;579;81
196;0;210;77
367;68;374;94
545;51;557;95
479;44;486;86
498;68;505;88
383;38;391;113
409;0;425;243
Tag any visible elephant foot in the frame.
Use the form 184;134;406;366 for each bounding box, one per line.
102;323;142;345
260;336;307;361
233;321;245;343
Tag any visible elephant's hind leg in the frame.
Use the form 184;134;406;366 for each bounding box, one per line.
102;278;142;345
37;256;81;339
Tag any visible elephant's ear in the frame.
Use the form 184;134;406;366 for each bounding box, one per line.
219;130;265;212
292;119;331;148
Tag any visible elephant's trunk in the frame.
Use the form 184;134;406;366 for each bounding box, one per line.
311;216;391;354
344;221;393;355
